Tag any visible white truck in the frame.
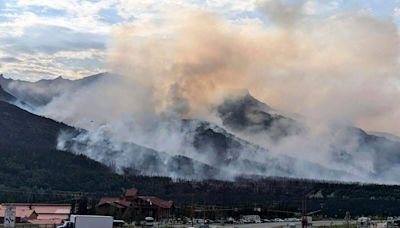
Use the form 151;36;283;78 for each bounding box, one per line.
57;215;113;228
241;215;262;223
357;217;371;228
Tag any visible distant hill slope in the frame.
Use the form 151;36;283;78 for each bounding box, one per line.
217;91;400;181
0;73;107;107
2;101;400;217
0;85;16;103
2;73;400;182
0;100;131;192
0;100;73;147
0;99;222;185
60;117;349;181
369;131;400;142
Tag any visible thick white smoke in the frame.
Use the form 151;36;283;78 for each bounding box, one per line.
35;1;400;183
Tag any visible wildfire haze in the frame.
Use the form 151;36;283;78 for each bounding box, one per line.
1;0;400;184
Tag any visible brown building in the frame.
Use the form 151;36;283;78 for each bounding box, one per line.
97;188;174;222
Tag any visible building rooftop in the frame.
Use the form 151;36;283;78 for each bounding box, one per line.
0;206;35;218
0;203;71;224
138;196;174;209
125;188;138;198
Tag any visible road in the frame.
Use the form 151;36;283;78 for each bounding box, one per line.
159;220;391;228
170;220;350;228
217;220;346;228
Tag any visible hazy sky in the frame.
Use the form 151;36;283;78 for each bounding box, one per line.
0;0;399;81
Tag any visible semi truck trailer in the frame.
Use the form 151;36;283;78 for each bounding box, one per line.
57;215;113;228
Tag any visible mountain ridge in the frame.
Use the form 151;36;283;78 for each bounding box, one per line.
2;86;400;217
2;73;400;183
0;100;137;192
0;73;109;107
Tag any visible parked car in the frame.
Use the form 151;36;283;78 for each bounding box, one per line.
226;217;235;224
144;217;154;227
113;220;126;227
274;218;284;222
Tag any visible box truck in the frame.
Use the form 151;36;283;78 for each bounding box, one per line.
57;215;113;228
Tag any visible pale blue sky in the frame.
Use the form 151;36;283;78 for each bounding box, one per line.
0;0;399;81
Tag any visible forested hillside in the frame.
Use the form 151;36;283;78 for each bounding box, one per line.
1;99;400;217
0;100;133;193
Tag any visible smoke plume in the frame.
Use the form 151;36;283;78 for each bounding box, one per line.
37;1;400;183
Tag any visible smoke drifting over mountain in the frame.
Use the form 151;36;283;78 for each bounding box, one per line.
107;5;400;134
32;1;400;183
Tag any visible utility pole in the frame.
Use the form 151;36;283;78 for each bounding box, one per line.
191;193;194;227
302;195;307;228
345;211;351;228
203;204;206;223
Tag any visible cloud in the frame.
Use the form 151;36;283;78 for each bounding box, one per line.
394;7;400;21
98;7;124;24
258;0;308;27
1;25;106;55
2;0;398;82
303;0;342;15
0;19;107;80
0;0;115;80
0;57;21;63
0;50;106;81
